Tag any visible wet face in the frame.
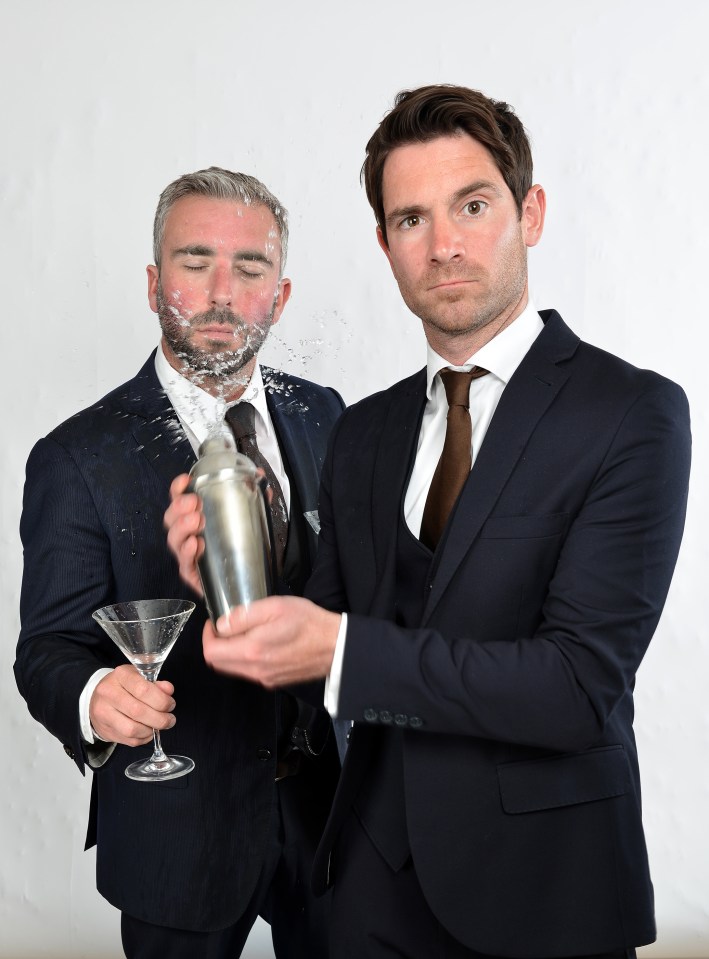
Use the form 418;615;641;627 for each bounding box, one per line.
147;195;291;390
378;133;544;360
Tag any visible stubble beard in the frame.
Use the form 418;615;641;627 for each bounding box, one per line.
400;238;528;343
156;284;275;387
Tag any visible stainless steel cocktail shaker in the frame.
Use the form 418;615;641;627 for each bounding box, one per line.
188;431;272;624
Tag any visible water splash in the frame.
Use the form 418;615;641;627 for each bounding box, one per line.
265;308;353;379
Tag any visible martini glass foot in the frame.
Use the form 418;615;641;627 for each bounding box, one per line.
125;753;195;782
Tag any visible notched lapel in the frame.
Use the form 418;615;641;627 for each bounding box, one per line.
371;373;426;607
423;312;578;622
264;367;343;565
123;358;195;488
267;383;319;509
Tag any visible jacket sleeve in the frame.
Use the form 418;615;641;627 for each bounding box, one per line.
334;379;691;753
14;436;118;773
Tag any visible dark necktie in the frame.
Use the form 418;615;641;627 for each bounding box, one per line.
225;402;288;575
420;367;489;550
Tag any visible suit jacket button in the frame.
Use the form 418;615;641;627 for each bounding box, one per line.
409;716;423;729
257;748;272;761
363;708;377;723
394;713;407;727
63;744;75;760
379;710;393;724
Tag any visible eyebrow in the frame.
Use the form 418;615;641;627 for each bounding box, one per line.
385;179;505;225
238;250;274;267
171;245;274;267
385;204;426;226
172;245;215;258
450;180;505;204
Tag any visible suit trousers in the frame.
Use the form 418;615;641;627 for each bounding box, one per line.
121;775;331;959
328;811;637;959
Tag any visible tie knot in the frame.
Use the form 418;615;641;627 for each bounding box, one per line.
440;367;488;409
225;401;256;441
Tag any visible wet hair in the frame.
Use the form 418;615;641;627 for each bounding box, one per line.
362;84;533;244
152;166;288;274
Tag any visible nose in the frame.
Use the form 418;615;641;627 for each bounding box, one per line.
209;262;233;308
428;217;464;264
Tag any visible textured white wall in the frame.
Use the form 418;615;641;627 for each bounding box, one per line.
1;1;707;956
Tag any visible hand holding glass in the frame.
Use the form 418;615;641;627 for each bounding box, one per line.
92;599;196;782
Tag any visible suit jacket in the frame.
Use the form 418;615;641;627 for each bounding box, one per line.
307;311;691;958
14;352;343;932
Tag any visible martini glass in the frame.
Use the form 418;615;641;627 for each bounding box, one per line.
92;598;196;782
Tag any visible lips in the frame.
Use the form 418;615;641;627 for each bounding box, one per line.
429;279;477;292
196;325;237;338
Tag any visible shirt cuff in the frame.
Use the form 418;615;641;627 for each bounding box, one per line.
79;668;114;744
324;612;348;718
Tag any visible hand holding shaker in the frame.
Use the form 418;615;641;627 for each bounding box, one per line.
188;431;272;624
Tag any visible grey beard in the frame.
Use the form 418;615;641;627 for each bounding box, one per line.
157;289;274;380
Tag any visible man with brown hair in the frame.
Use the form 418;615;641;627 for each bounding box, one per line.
166;87;691;958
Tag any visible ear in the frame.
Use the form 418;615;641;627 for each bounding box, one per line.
146;264;159;314
270;277;292;326
521;185;546;248
376;226;395;271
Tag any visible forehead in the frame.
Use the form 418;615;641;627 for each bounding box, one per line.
162;195;281;251
381;133;507;208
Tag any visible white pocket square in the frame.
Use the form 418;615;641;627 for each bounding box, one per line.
304;510;320;534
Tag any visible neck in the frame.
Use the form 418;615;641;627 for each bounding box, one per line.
426;287;528;366
161;337;257;403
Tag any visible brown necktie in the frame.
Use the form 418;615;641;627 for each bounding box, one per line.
225;402;288;575
420;367;489;550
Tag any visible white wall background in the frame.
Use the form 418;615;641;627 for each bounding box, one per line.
1;1;707;956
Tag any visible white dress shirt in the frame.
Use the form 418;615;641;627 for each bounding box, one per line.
154;346;291;511
79;343;289;749
325;301;544;717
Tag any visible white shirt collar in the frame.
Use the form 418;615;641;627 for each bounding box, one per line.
425;298;544;399
154;342;270;449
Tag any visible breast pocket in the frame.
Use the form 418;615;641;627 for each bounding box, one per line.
479;512;569;540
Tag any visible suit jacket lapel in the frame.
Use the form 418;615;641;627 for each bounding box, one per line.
369;370;427;616
264;368;328;565
120;352;196;487
266;373;317;506
423;311;579;622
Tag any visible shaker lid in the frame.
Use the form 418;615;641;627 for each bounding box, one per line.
190;431;256;483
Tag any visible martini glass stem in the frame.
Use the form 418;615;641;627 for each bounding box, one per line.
151;728;168;764
143;669;169;767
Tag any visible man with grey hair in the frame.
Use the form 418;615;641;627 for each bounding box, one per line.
15;166;343;958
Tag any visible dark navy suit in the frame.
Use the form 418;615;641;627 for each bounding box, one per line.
307;311;691;958
15;352;343;943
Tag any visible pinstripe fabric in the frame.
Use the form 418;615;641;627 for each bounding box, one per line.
15;353;343;933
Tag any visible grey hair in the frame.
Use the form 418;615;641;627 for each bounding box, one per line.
152;166;289;275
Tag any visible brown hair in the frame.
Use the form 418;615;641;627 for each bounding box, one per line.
362;84;533;244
